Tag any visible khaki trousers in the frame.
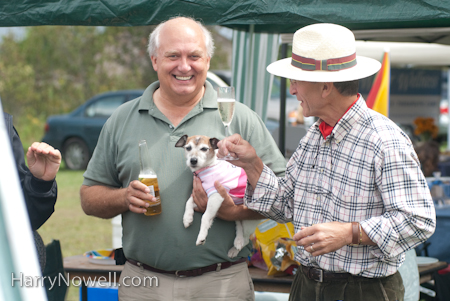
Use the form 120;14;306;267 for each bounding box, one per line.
118;261;255;301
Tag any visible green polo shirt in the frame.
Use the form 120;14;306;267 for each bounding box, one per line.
83;80;286;271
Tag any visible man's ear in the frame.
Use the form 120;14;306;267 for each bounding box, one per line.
322;82;333;98
206;56;211;71
151;55;158;72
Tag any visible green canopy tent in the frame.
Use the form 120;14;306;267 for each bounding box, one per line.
3;0;450;33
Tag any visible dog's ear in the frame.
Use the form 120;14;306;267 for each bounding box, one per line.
209;138;220;150
175;135;188;147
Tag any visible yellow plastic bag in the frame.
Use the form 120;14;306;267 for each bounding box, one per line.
253;219;299;276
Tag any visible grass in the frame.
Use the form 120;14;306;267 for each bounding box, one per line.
38;169;113;301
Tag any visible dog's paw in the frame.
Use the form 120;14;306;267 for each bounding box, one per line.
233;236;246;251
196;238;206;246
227;247;240;258
183;214;193;228
196;230;208;245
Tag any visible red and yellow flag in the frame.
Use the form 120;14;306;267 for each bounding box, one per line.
366;51;390;117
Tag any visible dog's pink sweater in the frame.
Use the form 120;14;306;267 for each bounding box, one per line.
193;161;247;205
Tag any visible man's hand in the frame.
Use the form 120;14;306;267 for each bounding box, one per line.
26;142;61;181
125;180;157;214
217;134;264;188
191;175;237;219
216;134;257;166
191;175;207;212
293;222;353;256
191;177;264;221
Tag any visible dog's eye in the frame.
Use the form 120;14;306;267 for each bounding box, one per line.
201;147;209;152
186;146;192;151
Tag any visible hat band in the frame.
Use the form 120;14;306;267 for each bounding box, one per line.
291;52;357;71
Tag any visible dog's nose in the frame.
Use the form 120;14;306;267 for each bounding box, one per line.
190;158;198;165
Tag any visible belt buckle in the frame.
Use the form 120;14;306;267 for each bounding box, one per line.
309;267;323;283
317;268;323;282
175;270;186;278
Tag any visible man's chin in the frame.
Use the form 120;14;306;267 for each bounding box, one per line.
172;86;201;97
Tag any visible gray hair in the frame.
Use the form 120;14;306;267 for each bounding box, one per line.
147;17;215;58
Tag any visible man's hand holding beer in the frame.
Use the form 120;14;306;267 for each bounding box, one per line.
125;180;162;215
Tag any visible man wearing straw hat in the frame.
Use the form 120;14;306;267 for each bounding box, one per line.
214;23;436;300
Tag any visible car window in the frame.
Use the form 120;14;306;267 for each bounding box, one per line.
85;95;125;117
128;93;143;101
207;79;221;91
206;72;228;91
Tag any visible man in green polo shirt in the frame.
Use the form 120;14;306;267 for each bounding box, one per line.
80;16;286;300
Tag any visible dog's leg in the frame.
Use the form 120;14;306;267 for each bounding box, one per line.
228;219;262;258
196;193;223;246
183;196;197;228
228;220;246;258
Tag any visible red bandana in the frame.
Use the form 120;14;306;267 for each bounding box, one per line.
319;95;359;139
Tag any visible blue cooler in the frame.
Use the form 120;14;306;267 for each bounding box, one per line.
79;282;118;301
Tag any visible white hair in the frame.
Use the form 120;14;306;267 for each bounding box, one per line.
147;16;215;58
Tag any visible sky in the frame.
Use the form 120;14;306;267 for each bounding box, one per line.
0;27;25;40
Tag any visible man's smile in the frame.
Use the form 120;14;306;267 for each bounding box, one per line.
175;75;193;81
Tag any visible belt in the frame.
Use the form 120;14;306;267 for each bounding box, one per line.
301;265;365;282
127;258;247;277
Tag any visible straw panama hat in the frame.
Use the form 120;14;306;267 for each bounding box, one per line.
267;23;381;82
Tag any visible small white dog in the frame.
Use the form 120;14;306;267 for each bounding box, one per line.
175;134;260;258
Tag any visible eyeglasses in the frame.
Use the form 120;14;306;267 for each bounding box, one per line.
289;79;300;85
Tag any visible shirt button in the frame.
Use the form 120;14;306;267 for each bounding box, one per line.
169;125;174;129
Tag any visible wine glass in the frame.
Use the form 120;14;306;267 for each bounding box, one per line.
217;86;238;160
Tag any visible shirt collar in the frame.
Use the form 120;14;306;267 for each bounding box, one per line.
315;94;367;142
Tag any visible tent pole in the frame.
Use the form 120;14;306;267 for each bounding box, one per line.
279;43;288;156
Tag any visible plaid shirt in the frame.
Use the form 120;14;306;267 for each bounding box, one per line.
246;96;436;278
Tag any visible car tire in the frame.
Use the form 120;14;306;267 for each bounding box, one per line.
63;138;90;170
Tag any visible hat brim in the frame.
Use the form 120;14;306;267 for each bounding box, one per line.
267;56;381;82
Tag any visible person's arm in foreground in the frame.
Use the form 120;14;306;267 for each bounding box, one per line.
8;114;61;229
23;142;61;230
